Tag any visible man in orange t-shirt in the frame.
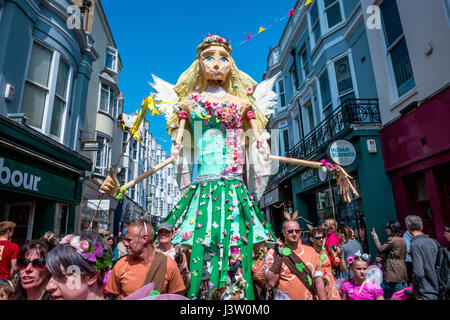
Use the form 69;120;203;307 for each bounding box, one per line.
106;220;185;299
265;220;327;300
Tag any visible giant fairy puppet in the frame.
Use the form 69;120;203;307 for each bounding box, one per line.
99;35;358;299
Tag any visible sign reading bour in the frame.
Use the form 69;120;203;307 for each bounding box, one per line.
329;140;356;166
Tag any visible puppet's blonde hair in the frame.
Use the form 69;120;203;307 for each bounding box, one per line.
167;37;268;138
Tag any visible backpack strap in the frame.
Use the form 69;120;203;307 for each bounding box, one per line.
281;252;317;297
143;252;167;293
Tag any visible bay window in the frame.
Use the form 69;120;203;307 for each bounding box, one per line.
300;45;310;79
309;1;321;45
277;79;286;109
105;46;118;72
99;83;118;118
334;56;355;104
319;69;332;111
323;0;343;29
21;41;72;141
94;136;111;176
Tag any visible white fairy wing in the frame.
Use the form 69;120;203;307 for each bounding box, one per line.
253;72;280;118
149;74;179;120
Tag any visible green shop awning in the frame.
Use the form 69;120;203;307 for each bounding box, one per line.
0;115;92;204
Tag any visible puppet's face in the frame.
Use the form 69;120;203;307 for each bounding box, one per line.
199;45;231;83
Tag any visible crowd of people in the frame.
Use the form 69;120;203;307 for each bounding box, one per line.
0;216;448;301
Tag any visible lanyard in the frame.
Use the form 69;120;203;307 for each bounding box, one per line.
352;279;366;300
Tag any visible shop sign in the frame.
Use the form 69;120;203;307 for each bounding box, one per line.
329;140;356;166
82;141;101;151
0;156;76;202
300;168;319;190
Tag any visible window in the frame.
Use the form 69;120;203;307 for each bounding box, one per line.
310;1;321;45
290;63;298;93
300;45;310;78
21;42;72;141
380;0;415;97
269;47;280;66
283;129;290;154
444;0;450;27
122;131;130;155
277;79;286;108
305;103;315;132
105;46;118;72
319;69;332;110
334;56;355;104
95;136;111;176
132;140;138;160
99;83;117;117
324;0;343;29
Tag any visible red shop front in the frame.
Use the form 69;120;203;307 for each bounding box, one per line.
379;86;450;245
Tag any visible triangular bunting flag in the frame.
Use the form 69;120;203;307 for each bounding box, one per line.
258;26;266;33
305;0;313;5
288;8;295;16
246;32;253;41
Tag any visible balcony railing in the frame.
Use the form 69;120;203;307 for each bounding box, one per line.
266;99;380;189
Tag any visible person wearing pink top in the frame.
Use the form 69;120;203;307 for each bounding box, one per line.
340;251;384;300
324;219;340;249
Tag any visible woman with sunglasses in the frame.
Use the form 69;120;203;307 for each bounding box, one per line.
309;228;341;300
14;240;53;300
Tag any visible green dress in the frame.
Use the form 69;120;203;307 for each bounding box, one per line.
164;93;275;300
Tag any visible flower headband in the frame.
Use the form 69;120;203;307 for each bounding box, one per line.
60;235;112;271
347;250;370;265
197;34;232;57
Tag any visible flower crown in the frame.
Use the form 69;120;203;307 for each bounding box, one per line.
197;34;232;57
60;235;112;271
347;250;370;265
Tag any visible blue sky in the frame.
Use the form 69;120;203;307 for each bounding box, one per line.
103;0;295;154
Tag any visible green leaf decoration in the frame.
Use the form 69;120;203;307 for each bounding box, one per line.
320;254;326;262
149;290;160;297
296;263;305;272
307;274;312;287
282;247;291;256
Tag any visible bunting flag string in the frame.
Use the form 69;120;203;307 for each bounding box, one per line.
235;0;313;47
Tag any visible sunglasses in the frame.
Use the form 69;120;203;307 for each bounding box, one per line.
287;229;301;234
314;236;324;241
18;257;46;269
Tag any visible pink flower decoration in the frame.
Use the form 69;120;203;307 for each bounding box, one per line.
60;235;74;245
94;242;103;258
347;256;355;264
82;252;96;263
181;232;193;240
78;240;90;253
247;87;254;95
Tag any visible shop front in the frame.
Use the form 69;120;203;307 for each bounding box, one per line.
260;181;292;239
379;86;450;245
0;115;91;245
291;132;397;256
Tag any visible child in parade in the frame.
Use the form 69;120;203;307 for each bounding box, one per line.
340;251;384;300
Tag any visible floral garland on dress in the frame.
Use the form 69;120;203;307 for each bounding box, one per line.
190;93;245;176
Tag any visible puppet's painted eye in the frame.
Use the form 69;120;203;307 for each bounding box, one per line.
205;56;214;61
220;57;228;62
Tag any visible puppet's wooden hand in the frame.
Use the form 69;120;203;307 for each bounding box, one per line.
99;167;120;196
334;167;357;203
